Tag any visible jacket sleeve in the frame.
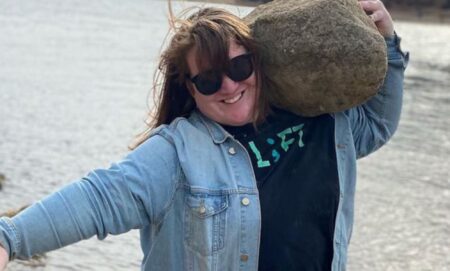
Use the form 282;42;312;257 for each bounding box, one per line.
344;33;409;159
0;133;181;260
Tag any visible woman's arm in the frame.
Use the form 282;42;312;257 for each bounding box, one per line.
0;133;180;261
345;0;409;158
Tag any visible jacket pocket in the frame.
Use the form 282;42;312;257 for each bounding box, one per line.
184;193;229;256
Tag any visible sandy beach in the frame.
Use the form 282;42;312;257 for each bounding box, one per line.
0;0;448;270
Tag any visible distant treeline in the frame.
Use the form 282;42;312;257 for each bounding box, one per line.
384;0;450;9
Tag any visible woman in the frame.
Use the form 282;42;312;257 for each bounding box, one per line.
0;1;408;270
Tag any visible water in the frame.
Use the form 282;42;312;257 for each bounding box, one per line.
0;1;448;270
347;21;450;271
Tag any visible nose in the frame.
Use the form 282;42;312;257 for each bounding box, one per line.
219;74;239;94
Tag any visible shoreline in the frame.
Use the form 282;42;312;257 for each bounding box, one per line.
1;1;449;270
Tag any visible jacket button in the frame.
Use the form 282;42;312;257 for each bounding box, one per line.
228;147;236;155
241;197;250;206
199;206;206;214
240;254;249;262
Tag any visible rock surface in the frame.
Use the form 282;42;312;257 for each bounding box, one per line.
245;0;388;116
0;173;5;190
0;205;29;218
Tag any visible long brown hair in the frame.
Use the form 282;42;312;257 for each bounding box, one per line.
130;4;269;149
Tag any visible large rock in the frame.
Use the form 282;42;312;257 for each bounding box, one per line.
245;0;388;116
0;173;5;190
0;205;29;218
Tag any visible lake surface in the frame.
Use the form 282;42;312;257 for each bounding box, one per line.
0;1;448;270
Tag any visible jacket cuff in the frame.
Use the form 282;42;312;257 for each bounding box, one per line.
0;218;18;261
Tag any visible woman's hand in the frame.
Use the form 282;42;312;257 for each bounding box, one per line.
0;245;8;271
359;0;395;37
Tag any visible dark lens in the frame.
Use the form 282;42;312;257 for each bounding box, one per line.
227;53;253;82
191;70;222;95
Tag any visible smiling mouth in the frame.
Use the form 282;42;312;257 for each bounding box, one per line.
223;91;244;104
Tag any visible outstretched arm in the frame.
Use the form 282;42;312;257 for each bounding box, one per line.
0;134;180;263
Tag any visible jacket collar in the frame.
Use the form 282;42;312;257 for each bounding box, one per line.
190;110;234;144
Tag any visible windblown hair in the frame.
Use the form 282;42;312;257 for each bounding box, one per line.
130;5;269;149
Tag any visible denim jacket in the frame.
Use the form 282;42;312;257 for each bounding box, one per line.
0;37;408;271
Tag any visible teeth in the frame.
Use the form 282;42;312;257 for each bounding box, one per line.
223;92;243;104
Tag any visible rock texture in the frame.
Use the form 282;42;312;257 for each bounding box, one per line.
0;205;29;218
245;0;388;116
0;173;5;190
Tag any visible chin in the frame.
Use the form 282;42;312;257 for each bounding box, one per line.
225;116;252;126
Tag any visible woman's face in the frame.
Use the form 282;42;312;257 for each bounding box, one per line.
186;41;258;126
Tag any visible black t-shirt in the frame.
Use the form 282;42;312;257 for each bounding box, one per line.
223;108;339;271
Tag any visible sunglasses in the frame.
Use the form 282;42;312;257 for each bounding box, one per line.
188;53;254;95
